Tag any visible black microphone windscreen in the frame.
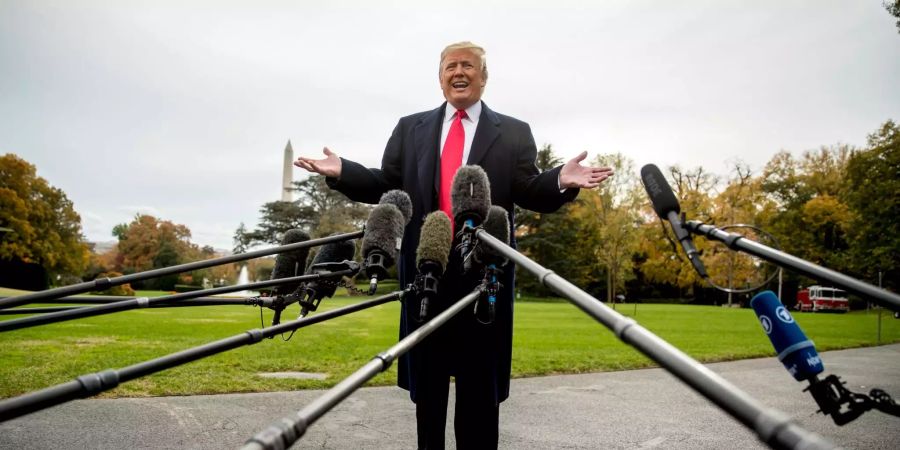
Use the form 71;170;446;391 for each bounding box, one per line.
475;205;510;266
361;204;405;266
379;190;413;226
302;235;356;302
416;211;453;272
308;237;356;272
640;164;680;219
451;165;491;227
269;229;311;294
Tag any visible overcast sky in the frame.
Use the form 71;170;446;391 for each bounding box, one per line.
2;1;898;250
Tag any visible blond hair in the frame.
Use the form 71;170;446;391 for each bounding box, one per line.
439;41;488;79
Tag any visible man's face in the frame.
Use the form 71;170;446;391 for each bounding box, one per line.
439;49;486;110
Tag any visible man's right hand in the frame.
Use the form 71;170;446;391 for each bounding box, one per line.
294;147;342;178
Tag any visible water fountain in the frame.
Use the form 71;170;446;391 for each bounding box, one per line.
230;264;259;297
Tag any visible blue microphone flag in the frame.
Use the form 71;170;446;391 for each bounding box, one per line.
750;290;824;381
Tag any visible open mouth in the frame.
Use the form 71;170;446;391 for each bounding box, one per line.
451;81;469;89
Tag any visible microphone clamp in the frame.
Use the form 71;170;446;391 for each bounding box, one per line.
805;374;900;425
456;220;479;273
298;260;360;317
246;294;306;333
244;296;280;308
412;266;440;323
364;252;389;295
475;264;502;325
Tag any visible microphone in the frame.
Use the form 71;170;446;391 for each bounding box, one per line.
414;211;453;321
451;165;491;270
751;291;824;381
748;290;895;425
640;164;708;279
297;237;357;317
379;189;413;225
361;203;406;295
474;205;510;267
268;229;311;327
750;291;876;425
361;190;412;294
474;205;510;324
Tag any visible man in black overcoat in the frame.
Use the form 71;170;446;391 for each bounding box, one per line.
295;41;612;449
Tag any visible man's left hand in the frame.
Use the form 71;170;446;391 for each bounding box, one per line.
559;151;614;189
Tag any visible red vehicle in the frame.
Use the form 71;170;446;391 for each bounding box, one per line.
796;286;849;313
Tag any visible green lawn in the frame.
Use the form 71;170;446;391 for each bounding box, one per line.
0;287;898;399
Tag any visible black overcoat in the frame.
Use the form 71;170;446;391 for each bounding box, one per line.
327;101;577;403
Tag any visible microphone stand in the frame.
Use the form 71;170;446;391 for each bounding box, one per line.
0;264;360;333
0;291;404;423
473;229;835;450
0;231;364;310
241;285;483;450
684;220;900;312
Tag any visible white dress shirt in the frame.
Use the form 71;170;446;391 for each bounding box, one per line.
439;101;482;164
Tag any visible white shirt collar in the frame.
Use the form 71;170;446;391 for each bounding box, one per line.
443;100;482;123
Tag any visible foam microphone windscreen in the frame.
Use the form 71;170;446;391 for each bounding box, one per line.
307;237;357;273
379;190;413;226
416;211;453;273
751;290;824;381
640;164;680;219
269;229;311;294
475;205;510;266
451;165;491;226
361;204;405;266
303;235;357;301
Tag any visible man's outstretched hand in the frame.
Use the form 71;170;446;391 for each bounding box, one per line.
559;151;613;189
294;147;342;178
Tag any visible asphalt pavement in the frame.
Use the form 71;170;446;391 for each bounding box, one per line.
1;344;898;449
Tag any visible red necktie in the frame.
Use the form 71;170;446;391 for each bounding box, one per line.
439;109;467;225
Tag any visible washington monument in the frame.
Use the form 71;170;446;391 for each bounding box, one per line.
282;140;293;202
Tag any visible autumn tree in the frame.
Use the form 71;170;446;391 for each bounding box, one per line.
705;162;779;305
0;154;89;285
569;153;642;303
114;214;199;290
83;243;120;281
845;120;900;291
762;145;854;272
636;165;718;298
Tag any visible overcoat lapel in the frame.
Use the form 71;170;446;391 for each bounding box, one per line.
466;102;501;166
414;104;445;213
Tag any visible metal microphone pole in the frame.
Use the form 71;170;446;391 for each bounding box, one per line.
242;286;483;450
0;298;269;315
474;229;834;450
685;220;900;312
0;231;363;310
0;291;404;423
0;295;264;305
0;265;360;333
0;299;246;316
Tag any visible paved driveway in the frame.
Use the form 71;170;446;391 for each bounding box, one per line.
1;344;898;449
